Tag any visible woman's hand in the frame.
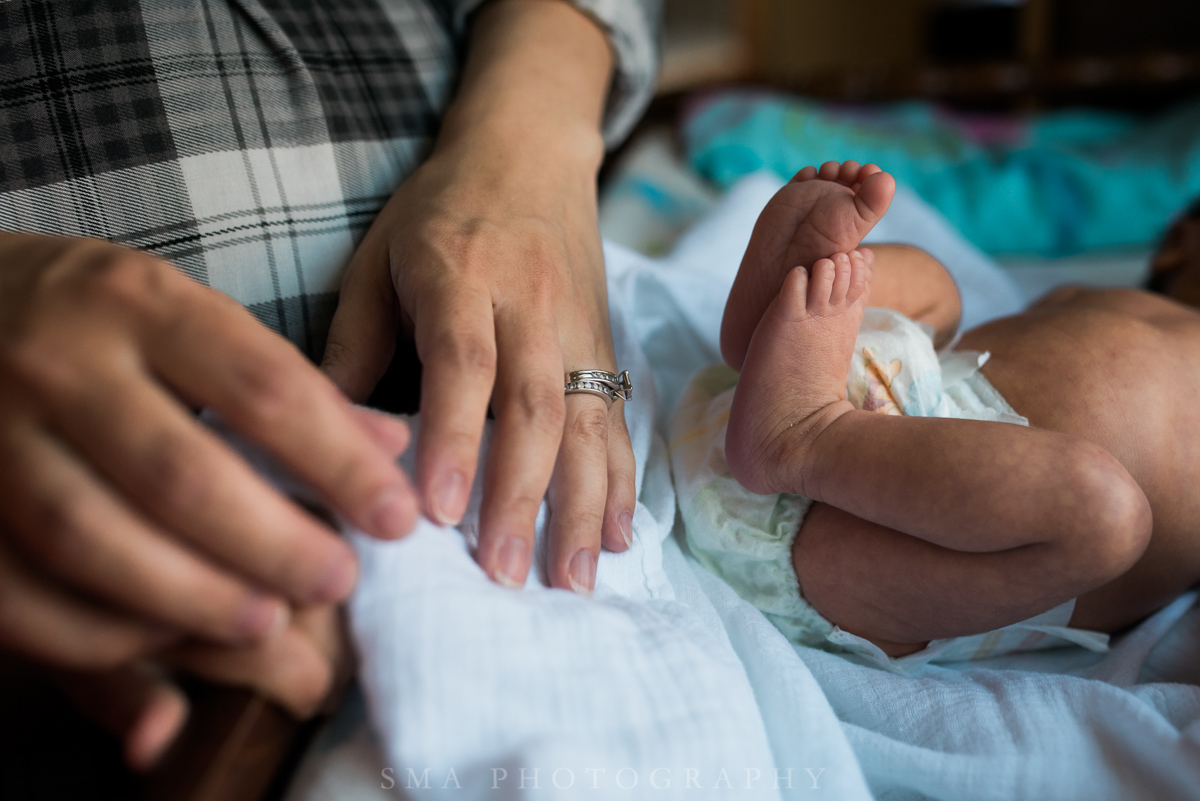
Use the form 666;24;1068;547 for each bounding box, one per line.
320;0;635;594
0;231;417;673
54;601;349;770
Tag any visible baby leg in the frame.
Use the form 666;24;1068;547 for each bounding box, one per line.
726;256;1152;651
859;244;962;348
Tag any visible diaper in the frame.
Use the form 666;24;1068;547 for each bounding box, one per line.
668;307;1110;670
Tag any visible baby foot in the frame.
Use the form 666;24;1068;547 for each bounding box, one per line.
721;161;895;370
725;250;872;496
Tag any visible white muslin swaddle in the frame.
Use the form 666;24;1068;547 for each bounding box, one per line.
669;307;1110;671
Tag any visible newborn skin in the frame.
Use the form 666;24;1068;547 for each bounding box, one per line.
724;161;1200;656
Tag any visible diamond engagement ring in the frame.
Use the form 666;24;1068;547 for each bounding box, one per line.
564;369;632;407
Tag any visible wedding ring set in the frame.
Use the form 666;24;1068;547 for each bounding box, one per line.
563;369;633;407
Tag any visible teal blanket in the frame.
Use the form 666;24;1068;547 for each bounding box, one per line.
684;92;1200;254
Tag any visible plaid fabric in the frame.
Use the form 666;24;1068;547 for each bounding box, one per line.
0;0;660;360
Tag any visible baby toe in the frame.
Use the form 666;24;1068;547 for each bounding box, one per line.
818;161;841;181
850;163;883;192
809;258;838;312
837;160;863;186
790;165;820;183
779;265;810;314
829;252;853;305
853;170;896;223
847;250;871;305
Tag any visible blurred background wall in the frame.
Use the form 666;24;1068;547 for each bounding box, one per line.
659;0;1200;109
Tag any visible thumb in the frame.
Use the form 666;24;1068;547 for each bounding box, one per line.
321;253;400;403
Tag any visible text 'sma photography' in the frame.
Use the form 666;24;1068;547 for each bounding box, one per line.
380;765;829;792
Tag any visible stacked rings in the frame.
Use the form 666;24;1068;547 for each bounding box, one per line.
563;369;633;407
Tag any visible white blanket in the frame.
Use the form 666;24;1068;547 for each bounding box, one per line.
289;173;1200;801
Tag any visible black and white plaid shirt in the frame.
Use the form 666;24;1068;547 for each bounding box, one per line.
0;0;660;360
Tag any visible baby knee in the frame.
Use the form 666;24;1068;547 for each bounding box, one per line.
1066;448;1152;583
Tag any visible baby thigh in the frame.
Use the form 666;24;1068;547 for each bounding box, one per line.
793;503;1113;655
862;244;962;347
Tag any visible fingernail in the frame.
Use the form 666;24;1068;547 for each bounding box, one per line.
620;511;634;549
313;550;358;603
237;595;289;640
567;549;596;598
493;536;529;589
371;488;415;539
431;471;468;526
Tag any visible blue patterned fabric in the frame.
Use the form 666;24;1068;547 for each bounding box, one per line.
684;92;1200;256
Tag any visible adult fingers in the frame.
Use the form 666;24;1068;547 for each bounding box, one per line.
0;424;289;644
55;664;189;772
412;288;497;527
602;405;637;553
546;393;610;595
349;406;411;457
44;369;359;607
477;306;565;588
145;288;417;541
321;246;401;402
0;541;168;669
164;605;346;719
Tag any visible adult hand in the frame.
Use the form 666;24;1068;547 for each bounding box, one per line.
0;231;417;673
55;602;348;771
321;0;635;595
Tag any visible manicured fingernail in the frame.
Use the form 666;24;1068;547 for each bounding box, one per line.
313;551;358;603
568;549;596;598
237;595;289;640
620;511;634;549
494;536;529;589
371;488;415;539
431;471;468;526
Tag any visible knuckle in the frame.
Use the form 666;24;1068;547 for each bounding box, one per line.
500;495;546;529
0;322;107;410
555;503;604;538
503;382;565;433
421;215;480;260
34;495;95;568
78;249;178;322
567;405;609;446
522;246;562;294
235;354;306;426
0;337;78;403
424;221;500;287
419;429;479;471
145;430;214;515
436;333;496;377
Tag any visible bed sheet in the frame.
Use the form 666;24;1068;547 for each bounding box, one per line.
286;173;1200;801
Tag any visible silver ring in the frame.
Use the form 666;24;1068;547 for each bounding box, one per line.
564;369;632;407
